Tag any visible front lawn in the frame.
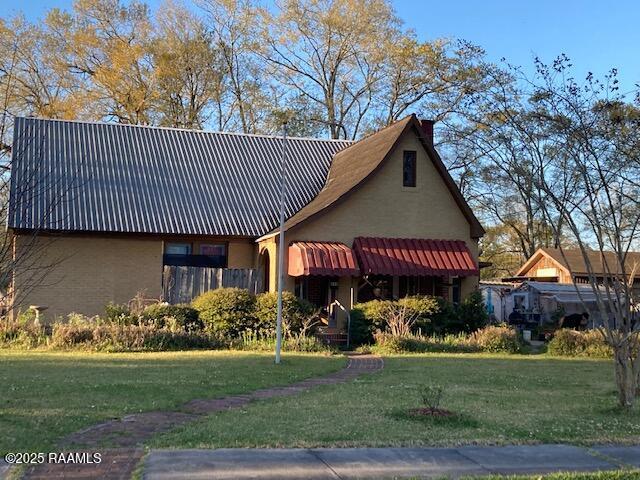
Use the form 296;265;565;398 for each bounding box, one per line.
150;354;640;448
0;350;344;454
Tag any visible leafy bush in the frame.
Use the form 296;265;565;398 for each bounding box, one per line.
468;325;522;354
428;298;458;334
91;323;220;352
254;291;316;335
348;308;374;346
398;295;440;332
140;303;202;332
372;325;520;354
51;315;96;348
421;384;444;410
104;303;135;325
429;291;488;334
456;291;489;332
350;292;487;345
51;320;222;352
192;288;256;337
548;329;612;358
349;299;412;346
372;331;479;354
0;319;48;348
2;311;222;352
234;330;331;353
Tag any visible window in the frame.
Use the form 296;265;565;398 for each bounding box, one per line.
163;242;228;268
165;243;191;255
452;277;462;304
402;150;416;187
199;243;227;267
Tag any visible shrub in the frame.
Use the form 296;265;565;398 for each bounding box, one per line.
104;303;135;325
456;291;489;333
0;318;48;348
137;329;223;351
351;293;484;345
140;303;202;332
349;300;395;346
398;295;440;332
372;331;479;354
51;314;96;348
429;298;458;334
192;288;256;336
468;325;522;354
348;308;373;346
51;320;222;352
420;384;444;410
548;329;612;358
254;291;316;335
428;291;488;334
234;330;331;353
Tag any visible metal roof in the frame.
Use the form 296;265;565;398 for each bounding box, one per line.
8;117;351;237
353;237;479;277
288;241;360;277
517;281;611;303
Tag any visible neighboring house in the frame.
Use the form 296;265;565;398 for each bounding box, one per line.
510;247;640;287
509;281;612;329
8;114;484;329
485;247;639;329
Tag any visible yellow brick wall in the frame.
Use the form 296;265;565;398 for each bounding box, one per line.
13;234;164;320
257;237;278;293
271;129;480;326
227;240;256;269
12;235;259;320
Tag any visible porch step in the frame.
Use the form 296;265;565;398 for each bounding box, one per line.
315;332;348;345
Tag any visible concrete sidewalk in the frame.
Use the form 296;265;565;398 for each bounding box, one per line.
142;444;640;479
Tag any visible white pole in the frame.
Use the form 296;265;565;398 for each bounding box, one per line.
275;122;288;364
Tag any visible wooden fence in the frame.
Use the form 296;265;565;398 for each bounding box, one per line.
162;266;263;304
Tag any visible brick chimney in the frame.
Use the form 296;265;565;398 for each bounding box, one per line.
420;119;434;145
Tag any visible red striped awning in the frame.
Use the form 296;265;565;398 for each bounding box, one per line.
353;237;479;277
288;241;360;277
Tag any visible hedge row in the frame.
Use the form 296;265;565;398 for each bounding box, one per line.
350;291;488;345
370;325;523;354
192;288;316;336
0;315;222;352
547;329;613;358
1;288;324;352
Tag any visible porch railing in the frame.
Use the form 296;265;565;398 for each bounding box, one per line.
162;266;263;304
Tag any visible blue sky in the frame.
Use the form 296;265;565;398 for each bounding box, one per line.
4;0;639;93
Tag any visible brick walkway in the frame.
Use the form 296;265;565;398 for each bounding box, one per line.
19;354;383;480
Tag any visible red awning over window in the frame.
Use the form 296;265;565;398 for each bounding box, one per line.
288;241;360;277
353;237;479;277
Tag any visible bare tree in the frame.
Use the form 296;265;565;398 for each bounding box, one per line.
260;0;398;139
468;56;640;407
198;0;271;133
152;1;224;129
0;50;74;315
534;60;640;408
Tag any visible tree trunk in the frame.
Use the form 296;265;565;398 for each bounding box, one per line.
613;341;637;408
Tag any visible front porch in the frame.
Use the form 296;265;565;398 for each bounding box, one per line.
282;237;480;333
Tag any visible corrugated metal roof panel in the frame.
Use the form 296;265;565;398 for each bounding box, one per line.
353;237;479;277
8;117;351;237
288;241;360;276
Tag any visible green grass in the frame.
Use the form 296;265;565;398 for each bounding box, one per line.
150;354;640;448
0;350;344;454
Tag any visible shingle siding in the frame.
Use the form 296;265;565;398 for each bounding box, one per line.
8;117;351;237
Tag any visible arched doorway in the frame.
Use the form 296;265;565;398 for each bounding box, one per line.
260;249;270;292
